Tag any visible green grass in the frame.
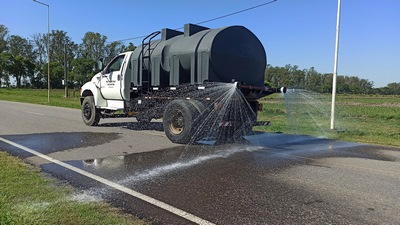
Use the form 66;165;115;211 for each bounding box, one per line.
0;151;147;225
257;93;400;147
0;88;81;109
338;94;400;104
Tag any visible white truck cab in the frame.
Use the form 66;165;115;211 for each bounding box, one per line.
81;52;133;111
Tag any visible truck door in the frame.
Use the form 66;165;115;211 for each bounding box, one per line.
100;54;125;100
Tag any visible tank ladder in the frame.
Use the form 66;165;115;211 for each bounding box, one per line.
140;31;161;93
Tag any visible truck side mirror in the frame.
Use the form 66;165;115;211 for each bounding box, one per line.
97;58;104;71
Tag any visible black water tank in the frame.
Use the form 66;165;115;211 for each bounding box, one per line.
131;24;266;87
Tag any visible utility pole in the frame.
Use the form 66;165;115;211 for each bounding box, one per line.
64;42;68;98
330;0;341;130
33;0;50;103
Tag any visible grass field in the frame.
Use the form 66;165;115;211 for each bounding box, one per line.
0;151;146;225
257;90;400;147
0;88;81;109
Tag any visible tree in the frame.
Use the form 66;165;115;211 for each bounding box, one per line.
31;31;78;89
321;73;333;93
48;30;78;68
385;82;400;95
41;62;63;89
0;52;12;86
5;54;35;88
359;79;373;94
70;58;96;87
0;24;9;52
30;70;46;89
286;65;305;88
305;67;323;92
32;33;47;69
79;32;107;61
123;42;136;52
31;33;48;88
265;64;378;94
265;64;307;89
7;35;35;61
5;35;36;87
105;41;125;63
265;64;288;87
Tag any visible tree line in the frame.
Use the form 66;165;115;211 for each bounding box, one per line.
0;24;135;89
0;24;398;95
265;64;399;95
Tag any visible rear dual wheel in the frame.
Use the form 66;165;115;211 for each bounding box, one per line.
163;99;252;145
163;100;204;144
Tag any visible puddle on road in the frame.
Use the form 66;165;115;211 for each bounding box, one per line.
74;143;262;182
66;132;365;185
39;132;399;209
64;142;265;203
0;132;121;158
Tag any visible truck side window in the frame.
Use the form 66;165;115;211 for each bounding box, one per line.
109;55;125;72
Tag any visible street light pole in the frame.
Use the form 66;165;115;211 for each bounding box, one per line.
33;0;50;103
330;0;341;130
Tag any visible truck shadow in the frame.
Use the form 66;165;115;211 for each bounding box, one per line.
99;122;164;132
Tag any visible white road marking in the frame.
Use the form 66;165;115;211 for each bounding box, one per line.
0;137;215;225
24;111;45;116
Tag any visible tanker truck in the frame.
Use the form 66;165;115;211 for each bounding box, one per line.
80;23;285;144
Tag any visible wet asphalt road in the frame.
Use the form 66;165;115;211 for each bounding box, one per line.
1;100;400;224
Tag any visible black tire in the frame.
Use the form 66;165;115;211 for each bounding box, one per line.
188;100;206;114
163;100;202;144
82;96;100;126
187;100;209;141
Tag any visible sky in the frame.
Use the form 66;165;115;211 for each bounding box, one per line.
1;0;399;87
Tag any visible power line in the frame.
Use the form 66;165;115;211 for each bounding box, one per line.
106;0;278;44
196;0;277;25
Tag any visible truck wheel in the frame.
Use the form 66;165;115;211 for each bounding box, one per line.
82;96;100;126
163;100;201;144
187;100;208;141
189;100;206;114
